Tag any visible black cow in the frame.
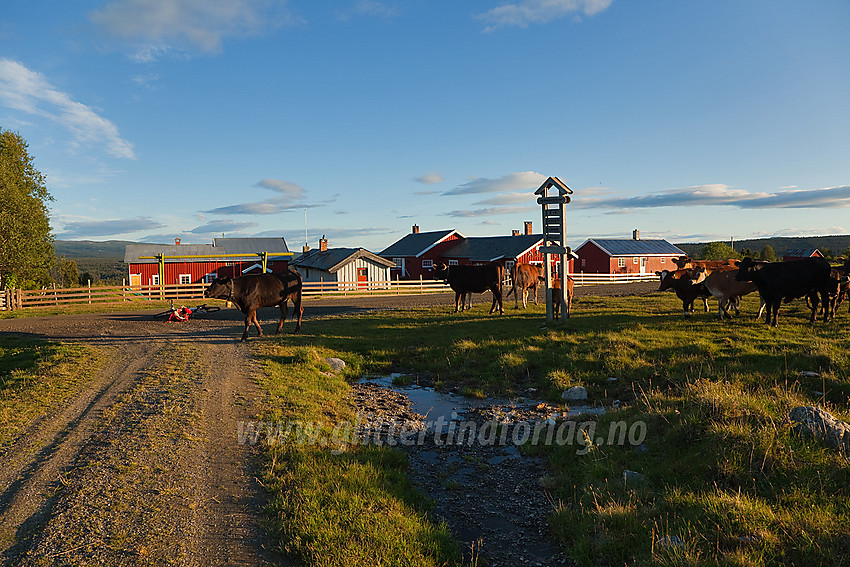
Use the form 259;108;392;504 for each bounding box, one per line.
204;270;303;341
656;268;712;316
434;262;504;314
734;257;833;326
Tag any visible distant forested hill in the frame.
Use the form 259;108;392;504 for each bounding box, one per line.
54;240;152;283
675;235;850;259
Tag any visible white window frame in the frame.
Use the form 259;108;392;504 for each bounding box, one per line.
660;257;666;264
422;259;434;268
393;258;404;268
204;273;217;284
178;274;192;285
581;258;587;268
151;274;160;285
632;257;639;265
617;258;626;268
448;259;459;266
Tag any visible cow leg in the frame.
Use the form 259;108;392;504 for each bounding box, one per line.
565;288;572;318
276;301;288;333
769;299;781;326
252;309;264;337
454;292;462;313
755;297;767;320
807;291;819;324
292;292;303;333
532;282;539;305
522;288;528;309
242;309;263;341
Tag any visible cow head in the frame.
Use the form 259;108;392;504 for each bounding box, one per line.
656;270;671;291
204;277;232;299
673;256;692;269
734;257;762;282
685;266;707;285
433;263;450;280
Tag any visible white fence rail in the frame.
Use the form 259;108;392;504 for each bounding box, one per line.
0;272;659;310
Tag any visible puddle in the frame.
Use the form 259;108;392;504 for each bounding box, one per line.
358;373;606;425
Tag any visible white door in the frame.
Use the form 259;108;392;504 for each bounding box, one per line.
640;257;647;274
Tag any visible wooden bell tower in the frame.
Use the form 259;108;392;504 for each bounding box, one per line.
534;177;572;321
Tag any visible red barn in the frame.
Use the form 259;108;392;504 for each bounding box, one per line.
379;223;572;280
575;231;685;275
124;237;292;286
782;249;823;262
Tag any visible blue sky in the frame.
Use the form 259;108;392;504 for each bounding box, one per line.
2;0;849;252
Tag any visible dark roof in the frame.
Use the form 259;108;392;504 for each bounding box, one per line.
578;238;685;257
125;236;291;263
292;248;395;273
212;237;289;254
783;248;822;258
379;230;460;258
441;234;543;263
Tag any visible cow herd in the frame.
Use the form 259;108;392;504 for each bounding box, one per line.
656;256;850;327
199;256;850;341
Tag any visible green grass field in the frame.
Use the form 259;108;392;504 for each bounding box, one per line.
257;290;850;566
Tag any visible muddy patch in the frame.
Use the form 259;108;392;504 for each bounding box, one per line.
351;376;594;566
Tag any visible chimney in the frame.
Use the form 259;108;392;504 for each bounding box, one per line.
633;229;640;240
524;221;533;235
512;229;520;236
302;244;310;254
412;224;420;234
319;235;328;252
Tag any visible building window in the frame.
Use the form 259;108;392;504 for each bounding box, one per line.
660;257;665;264
448;259;458;266
151;274;160;285
581;258;586;268
393;258;404;268
422;259;433;268
178;274;191;284
618;258;626;268
204;273;216;283
633;257;639;265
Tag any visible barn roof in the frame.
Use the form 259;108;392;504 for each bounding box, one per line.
577;238;685;257
292;248;395;273
124;237;291;263
441;234;544;263
379;229;464;258
783;248;822;258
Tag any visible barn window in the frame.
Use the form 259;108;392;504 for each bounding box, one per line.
178;274;191;284
393;258;404;267
660;257;665;264
204;273;216;283
448;259;458;266
581;258;586;268
618;258;626;268
422;259;433;268
632;257;639;265
151;274;160;285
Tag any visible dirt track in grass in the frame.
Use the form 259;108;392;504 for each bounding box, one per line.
0;283;657;565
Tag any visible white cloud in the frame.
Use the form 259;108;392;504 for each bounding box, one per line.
444;171;547;195
189;219;259;234
445;205;536;218
473;192;535;206
416;172;444;185
477;0;614;31
89;0;299;59
0;59;135;159
256;178;306;198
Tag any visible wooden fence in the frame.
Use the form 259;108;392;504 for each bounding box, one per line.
0;273;659;310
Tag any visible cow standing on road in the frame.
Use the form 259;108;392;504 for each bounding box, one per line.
204;270;303;341
507;263;543;309
434;263;504;314
734;257;833;326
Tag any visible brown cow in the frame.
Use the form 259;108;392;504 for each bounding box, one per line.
204;270;303;341
507;263;543;308
687;266;763;320
552;276;574;319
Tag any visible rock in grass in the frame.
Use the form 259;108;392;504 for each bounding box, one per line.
656;535;685;550
324;357;346;372
790;406;850;453
561;386;588;401
623;470;645;485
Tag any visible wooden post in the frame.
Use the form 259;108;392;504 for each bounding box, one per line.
53;283;58;306
88;280;92;304
123;278;127;302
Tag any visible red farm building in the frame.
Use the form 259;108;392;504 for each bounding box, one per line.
124;237;292;287
379;222;574;280
782;248;823;262
574;230;685;275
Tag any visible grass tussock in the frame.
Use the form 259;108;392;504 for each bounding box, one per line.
263;292;850;566
254;343;460;567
